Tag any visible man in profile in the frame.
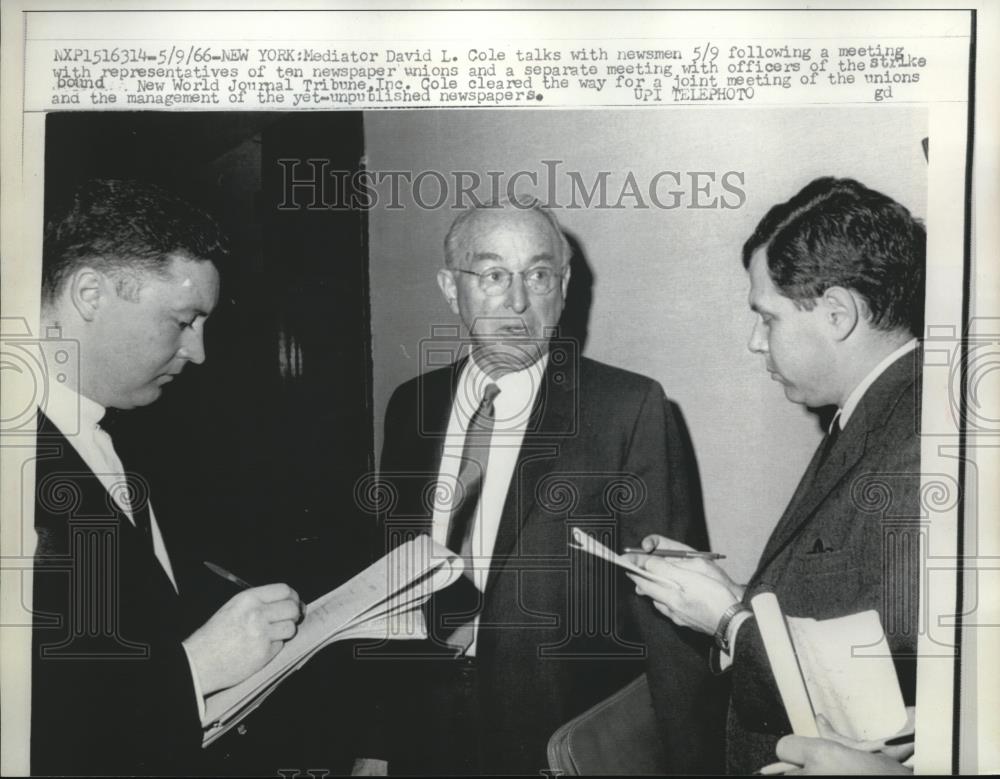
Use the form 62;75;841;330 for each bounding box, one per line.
32;179;303;775
372;200;722;775
630;177;924;773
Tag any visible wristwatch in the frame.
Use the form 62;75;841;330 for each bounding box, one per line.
714;602;751;654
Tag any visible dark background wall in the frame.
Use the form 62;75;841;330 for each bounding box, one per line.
45;112;376;594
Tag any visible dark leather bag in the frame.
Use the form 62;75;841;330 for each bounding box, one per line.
546;674;668;775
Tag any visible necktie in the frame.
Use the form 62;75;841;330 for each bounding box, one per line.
430;383;501;653
815;412;842;471
448;382;502;575
98;411;153;550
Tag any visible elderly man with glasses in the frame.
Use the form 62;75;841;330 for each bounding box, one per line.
365;200;722;776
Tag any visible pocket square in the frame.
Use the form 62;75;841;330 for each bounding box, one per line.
808;538;834;554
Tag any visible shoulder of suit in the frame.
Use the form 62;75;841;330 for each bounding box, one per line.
859;348;922;436
389;356;670;405
389;362;457;399
577;356;668;398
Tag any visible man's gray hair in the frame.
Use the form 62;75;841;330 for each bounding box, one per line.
443;198;572;269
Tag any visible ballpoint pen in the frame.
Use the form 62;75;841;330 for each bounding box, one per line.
203;560;254;589
622;547;726;560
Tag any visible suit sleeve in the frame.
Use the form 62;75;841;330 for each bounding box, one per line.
727;394;922;764
31;525;203;775
619;384;728;774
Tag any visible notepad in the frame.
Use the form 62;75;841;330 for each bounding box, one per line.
569;527;684;588
751;592;908;742
201;534;463;746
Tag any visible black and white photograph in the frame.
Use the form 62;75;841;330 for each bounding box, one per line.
1;3;995;777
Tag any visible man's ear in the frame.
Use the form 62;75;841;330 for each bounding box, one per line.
437;268;460;316
821;286;859;341
560;263;572;298
67;267;107;323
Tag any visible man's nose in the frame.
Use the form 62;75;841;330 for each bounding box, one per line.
503;273;530;314
748;320;768;354
178;327;207;365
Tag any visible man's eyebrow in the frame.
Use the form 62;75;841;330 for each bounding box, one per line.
470;252;503;263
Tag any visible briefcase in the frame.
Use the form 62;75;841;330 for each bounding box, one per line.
546;673;668;776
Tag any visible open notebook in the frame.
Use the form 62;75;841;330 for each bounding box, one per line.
751;592;908;742
202;534;462;746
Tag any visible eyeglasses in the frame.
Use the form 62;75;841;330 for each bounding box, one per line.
454;267;563;296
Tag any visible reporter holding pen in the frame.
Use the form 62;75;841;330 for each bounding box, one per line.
628;178;924;774
31;180;304;776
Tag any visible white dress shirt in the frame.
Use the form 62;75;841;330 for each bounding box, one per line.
432;351;548;654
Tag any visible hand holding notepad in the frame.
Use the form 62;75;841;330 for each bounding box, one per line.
570;527;744;635
201;535;463;746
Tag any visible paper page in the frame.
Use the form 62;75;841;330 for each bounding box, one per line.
570;527;684;588
787;610;907;742
344;561;464;628
202;535;459;738
750;593;820;737
334;608;427;643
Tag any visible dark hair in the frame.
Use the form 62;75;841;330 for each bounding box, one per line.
742;177;925;334
42;179;228;303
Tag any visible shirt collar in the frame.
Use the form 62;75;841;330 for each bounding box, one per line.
463;349;549;426
837;338;917;431
43;379;106;438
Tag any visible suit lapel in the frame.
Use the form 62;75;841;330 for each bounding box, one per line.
391;361;465;539
484;358;577;595
421;361;463;475
753;418;868;577
750;348;920;583
35;410;181;603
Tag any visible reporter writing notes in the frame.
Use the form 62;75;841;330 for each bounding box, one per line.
628;178;924;774
31;180;303;776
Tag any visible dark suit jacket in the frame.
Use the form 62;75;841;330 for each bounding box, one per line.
726;350;922;774
31;411;204;776
374;354;725;775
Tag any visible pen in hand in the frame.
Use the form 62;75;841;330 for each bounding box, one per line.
623;547;726;560
204;561;254;589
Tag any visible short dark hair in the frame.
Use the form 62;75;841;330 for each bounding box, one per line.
742;177;925;334
42;179;228;303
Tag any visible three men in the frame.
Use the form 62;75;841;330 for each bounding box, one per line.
630;177;924;773
372;201;722;774
32;179;302;775
30;174;927;775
